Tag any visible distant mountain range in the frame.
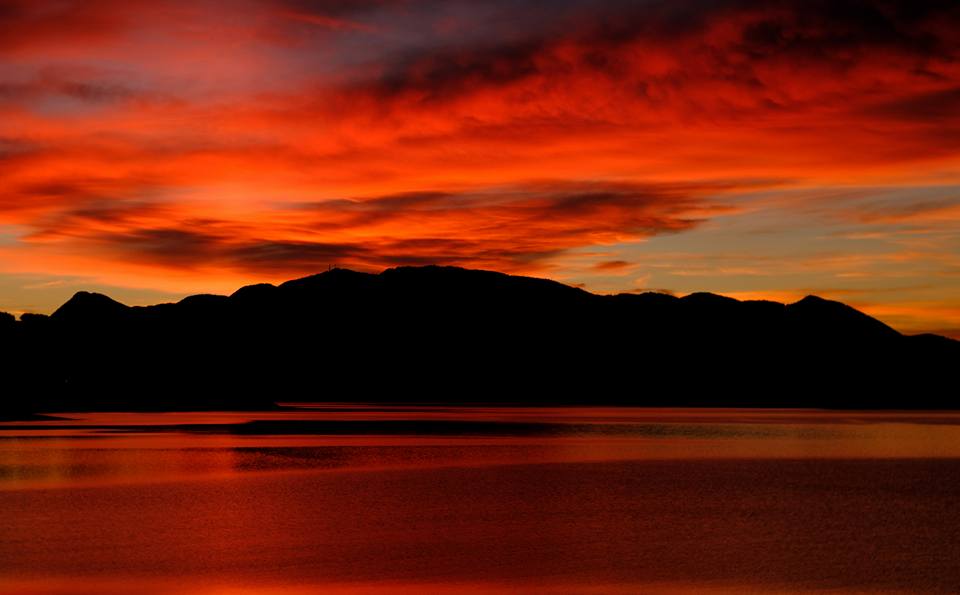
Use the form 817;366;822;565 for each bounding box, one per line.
1;265;957;414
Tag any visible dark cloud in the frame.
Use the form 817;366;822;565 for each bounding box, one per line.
226;238;372;270
333;0;960;123
869;87;960;121
594;260;632;272
370;39;545;104
99;228;226;266
0;137;36;160
295;181;728;248
58;181;731;275
843;194;960;225
61;200;166;224
273;0;400;16
57;80;137;103
0;0;123;53
2;176;167;219
0;75;142;107
732;0;955;54
88;228;559;274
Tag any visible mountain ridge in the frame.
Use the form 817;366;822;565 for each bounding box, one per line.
1;265;957;414
38;267;941;341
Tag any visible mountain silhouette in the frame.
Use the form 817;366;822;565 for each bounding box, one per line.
1;265;957;415
52;291;130;323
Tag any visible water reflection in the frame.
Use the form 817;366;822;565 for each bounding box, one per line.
2;407;960;593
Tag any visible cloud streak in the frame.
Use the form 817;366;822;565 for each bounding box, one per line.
15;181;735;275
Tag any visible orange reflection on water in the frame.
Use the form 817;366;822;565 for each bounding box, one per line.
2;408;960;593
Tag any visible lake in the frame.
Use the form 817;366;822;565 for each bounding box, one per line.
2;406;960;593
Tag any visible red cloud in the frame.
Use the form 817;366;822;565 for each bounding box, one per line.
11;181;740;276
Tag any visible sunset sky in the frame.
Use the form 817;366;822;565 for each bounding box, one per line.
1;0;959;337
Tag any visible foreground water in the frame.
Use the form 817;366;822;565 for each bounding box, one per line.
2;406;960;594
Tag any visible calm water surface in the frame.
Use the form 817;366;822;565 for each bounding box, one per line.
2;406;960;593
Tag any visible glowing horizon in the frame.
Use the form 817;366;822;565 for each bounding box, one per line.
2;0;959;337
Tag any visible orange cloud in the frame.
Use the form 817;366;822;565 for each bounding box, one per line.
8;181;739;277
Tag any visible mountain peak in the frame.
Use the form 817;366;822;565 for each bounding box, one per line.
51;291;129;322
787;294;900;339
795;295;831;306
681;292;738;304
279;267;376;291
